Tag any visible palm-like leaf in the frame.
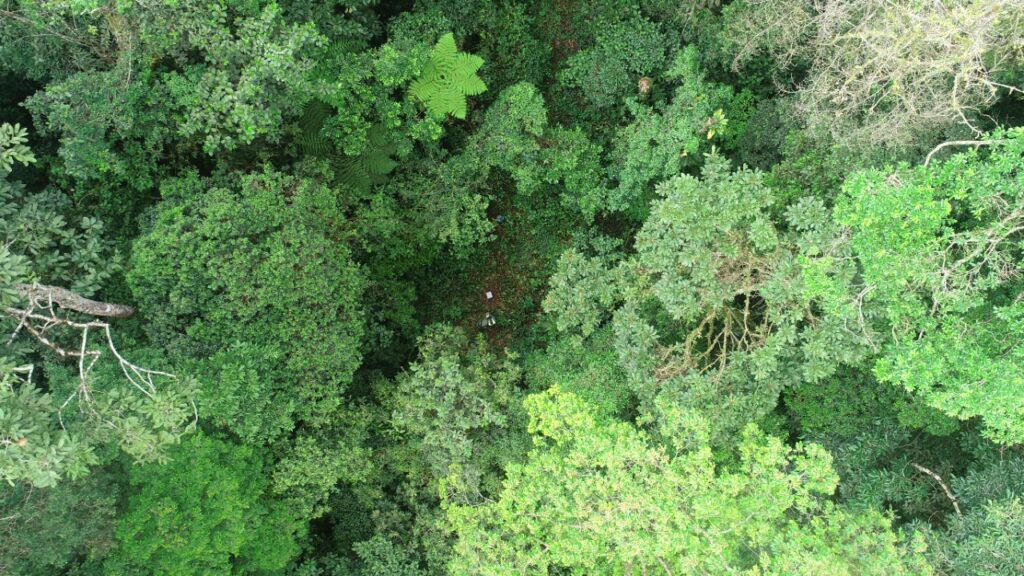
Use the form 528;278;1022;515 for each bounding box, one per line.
410;33;487;119
296;100;333;157
335;124;398;193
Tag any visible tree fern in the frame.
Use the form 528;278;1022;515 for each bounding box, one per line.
409;33;487;119
335;125;398;193
296;100;333;157
295;100;397;192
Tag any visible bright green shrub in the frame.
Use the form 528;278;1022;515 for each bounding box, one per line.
106;434;304;576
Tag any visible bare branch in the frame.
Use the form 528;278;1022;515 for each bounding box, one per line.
15;283;135;318
924;139;1007;166
911;462;963;516
726;0;1024;150
3;284;177;428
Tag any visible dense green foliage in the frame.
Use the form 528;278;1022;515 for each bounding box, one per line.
129;169;366;434
2;1;1023;574
107;434;303;576
448;388;929;575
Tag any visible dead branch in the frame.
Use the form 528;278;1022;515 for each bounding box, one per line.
911;462;963;516
15;283;135;318
727;0;1024;150
924;139;1007;166
3;284;188;432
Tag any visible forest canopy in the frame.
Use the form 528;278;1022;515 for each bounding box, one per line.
2;0;1024;574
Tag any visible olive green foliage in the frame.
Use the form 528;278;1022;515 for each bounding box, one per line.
546;154;865;445
336;124;400;192
447;388;930;575
4;1;1024;573
473;82;547;188
542;248;622;338
409;33;487;119
0;177;118;296
471;82;606;215
0;370;97;487
0;472;118;575
0;123;34;172
785;369;936;440
5;355;192;495
1;128;187;487
609;47;735;213
368;324;530;573
635;153;778;324
295;99;336;157
15;0;321;198
296;99;399;193
468;2;551;92
128;169;366;431
935;498;1024;575
161;3;322;153
395;81;605;250
352;536;426;576
391;324;527;502
290;537;425;576
525;328;632;418
269;406;376;522
919;454;1024;574
0;245;27;311
0;124;33;310
559;11;668;109
0;123;39;298
106;434;304;576
44;349;198;466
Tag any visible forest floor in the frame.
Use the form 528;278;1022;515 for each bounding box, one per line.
446;188;574;351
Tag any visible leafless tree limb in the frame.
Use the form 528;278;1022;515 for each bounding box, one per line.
15;283;135;318
3;284;190;431
724;0;1024;150
912;462;963;516
924;138;1008;166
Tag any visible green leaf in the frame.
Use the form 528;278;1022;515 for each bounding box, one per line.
410;33;487;119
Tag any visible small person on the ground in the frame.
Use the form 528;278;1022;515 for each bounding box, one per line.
476;312;496;329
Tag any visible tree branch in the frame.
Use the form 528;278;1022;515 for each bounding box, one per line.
3;285;188;432
924;139;1006;166
16;283;135;318
911;463;962;516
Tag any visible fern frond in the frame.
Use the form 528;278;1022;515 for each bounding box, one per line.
453;54;486;95
410;33;487;120
409;78;432;103
365;154;398;176
296;101;398;191
337;157;373;192
296;100;333;157
335;124;398;192
432;33;459;63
